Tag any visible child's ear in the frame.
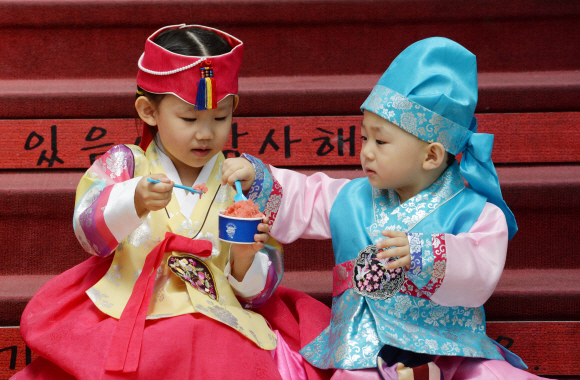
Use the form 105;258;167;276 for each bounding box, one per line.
423;142;446;171
135;96;158;126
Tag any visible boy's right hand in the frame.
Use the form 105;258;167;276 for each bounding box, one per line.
221;157;255;190
134;174;174;217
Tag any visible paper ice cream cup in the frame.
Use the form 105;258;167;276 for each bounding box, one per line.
218;211;262;244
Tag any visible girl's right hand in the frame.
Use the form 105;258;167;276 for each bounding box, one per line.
134;174;174;217
221;157;255;190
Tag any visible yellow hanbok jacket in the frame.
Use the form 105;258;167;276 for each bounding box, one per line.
73;142;284;350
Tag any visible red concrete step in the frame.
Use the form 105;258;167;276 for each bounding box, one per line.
1;72;579;119
0;323;578;379
0;276;52;329
0;0;578;79
0;327;38;380
1;164;579;277
484;270;580;322
1;113;579;169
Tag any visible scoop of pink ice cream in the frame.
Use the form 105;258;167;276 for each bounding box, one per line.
222;200;264;218
193;183;208;193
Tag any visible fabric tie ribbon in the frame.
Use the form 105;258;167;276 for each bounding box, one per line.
104;232;213;373
139;121;153;150
459;117;518;240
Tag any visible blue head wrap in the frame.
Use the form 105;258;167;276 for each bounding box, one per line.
361;37;517;240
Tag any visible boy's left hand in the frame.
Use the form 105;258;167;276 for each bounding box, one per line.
376;230;411;270
230;217;270;281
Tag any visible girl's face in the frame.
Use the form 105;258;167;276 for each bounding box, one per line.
360;110;427;195
153;95;235;174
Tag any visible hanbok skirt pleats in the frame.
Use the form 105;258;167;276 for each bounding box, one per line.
12;256;333;380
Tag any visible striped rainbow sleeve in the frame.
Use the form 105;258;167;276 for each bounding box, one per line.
400;233;447;300
234;154;284;308
242;153;282;227
73;145;138;257
234;239;284;309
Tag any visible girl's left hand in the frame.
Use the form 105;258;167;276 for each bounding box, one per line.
376;230;411;270
230;217;270;281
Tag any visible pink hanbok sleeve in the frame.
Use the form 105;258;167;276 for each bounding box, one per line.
404;202;509;307
268;166;350;244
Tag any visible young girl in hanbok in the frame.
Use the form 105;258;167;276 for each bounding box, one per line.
13;24;332;380
222;37;551;379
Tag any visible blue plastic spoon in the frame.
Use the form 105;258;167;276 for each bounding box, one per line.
234;180;248;202
147;178;204;194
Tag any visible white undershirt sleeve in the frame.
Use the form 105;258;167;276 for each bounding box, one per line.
224;251;270;298
103;176;146;242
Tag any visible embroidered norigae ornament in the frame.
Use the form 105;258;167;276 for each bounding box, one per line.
352;245;405;300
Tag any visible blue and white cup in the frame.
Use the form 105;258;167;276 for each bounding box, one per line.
218;211;262;244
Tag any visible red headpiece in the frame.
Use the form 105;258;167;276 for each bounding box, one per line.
136;24;244;149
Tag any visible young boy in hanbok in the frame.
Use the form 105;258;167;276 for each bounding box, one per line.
222;37;550;379
13;24;332;380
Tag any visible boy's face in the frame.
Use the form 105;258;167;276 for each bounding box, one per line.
360;110;427;192
154;95;234;173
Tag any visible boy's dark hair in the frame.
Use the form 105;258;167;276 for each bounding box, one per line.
446;152;456;168
136;27;234;135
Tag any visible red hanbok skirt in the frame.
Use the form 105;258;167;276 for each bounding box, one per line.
12;256;333;380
